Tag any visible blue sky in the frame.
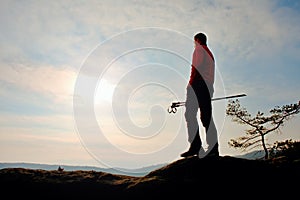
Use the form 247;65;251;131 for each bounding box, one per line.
0;0;299;169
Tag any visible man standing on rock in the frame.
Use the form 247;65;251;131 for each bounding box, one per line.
181;32;219;158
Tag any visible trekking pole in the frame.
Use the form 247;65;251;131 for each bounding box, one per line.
167;93;247;114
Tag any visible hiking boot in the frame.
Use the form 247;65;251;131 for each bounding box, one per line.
205;144;219;158
181;134;202;158
206;151;219;158
180;148;200;157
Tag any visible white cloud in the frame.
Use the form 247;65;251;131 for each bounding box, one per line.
0;112;74;131
1;0;298;70
0;63;77;104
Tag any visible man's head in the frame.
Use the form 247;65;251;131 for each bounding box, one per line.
194;32;207;45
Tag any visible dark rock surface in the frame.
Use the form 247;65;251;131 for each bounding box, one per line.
1;155;299;199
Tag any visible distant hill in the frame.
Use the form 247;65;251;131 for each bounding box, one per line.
234;149;265;159
1;153;299;199
0;162;166;177
0;150;265;176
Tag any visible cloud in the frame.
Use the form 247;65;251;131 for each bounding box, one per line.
2;0;299;71
0;63;77;104
198;0;299;61
0;112;74;131
0;0;99;66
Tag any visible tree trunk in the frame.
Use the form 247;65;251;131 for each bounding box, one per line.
261;134;268;159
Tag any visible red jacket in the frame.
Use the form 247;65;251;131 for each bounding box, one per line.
189;44;215;86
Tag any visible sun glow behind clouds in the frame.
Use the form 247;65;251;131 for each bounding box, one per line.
94;81;184;155
95;79;116;103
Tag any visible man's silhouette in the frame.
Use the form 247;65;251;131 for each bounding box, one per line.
181;32;219;158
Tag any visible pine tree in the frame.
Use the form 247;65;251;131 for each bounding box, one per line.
226;100;300;159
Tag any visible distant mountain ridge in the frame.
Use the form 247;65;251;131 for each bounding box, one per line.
0;151;264;176
0;162;166;177
234;150;265;159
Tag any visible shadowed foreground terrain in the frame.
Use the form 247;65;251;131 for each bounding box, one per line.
1;154;299;199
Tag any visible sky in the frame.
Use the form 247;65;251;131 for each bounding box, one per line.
0;0;299;170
